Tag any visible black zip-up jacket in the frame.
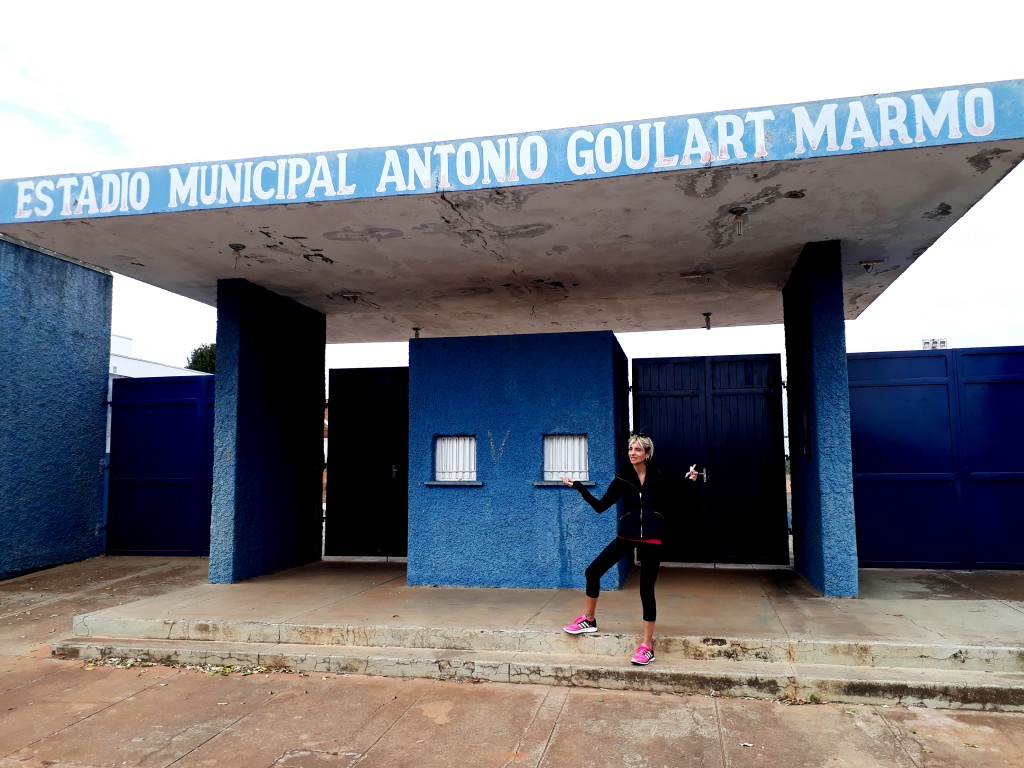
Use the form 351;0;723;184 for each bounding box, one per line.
571;460;672;541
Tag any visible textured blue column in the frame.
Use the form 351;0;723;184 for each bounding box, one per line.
1;239;111;578
209;279;326;583
407;331;630;589
783;241;858;597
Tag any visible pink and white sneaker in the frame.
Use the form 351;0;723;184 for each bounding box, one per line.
631;643;655;665
563;614;598;634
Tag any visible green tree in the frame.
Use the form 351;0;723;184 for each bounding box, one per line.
186;342;216;373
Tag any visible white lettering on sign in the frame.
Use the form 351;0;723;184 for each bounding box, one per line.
653;122;678;168
911;91;962;142
745;111;775;158
715;115;747;160
14;171;150;218
877;97;913;146
568;130;597;175
793;103;840;153
624;124;651;170
681;118;713;166
841;101;879;151
793;89;995;155
4;85;1012;223
167;153;354;208
963;87;995;136
376;137;547;192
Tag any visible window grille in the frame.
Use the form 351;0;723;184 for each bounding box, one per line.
544;435;589;481
435;436;477;481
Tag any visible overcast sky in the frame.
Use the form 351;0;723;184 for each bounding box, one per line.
2;1;1021;369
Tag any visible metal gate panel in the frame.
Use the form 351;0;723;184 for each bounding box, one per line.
633;355;787;565
325;368;409;557
849;346;1024;569
632;359;708;562
848;352;961;567
106;376;214;556
708;357;789;564
957;348;1024;568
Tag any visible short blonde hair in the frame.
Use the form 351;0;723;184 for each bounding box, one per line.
628;433;654;460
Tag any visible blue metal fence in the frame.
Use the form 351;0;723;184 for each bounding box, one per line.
849;346;1024;568
106;376;214;556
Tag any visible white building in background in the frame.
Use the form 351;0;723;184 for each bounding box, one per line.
110;334;209;379
105;335;210;452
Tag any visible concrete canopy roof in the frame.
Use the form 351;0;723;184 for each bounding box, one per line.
3;80;1023;343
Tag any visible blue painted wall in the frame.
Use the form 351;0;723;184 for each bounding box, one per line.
209;279;325;583
408;331;630;589
0;239;111;579
783;240;858;597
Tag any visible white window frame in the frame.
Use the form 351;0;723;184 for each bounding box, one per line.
543;434;589;482
435;435;477;482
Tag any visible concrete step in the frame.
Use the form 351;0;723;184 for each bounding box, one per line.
52;636;1024;712
69;615;1024;673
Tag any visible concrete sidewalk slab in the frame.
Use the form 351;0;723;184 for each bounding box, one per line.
38;557;1024;710
54;561;1024;645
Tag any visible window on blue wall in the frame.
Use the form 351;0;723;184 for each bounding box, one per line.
435;436;477;481
543;435;589;481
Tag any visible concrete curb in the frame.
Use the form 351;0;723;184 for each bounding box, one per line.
70;616;1024;673
52;636;1024;712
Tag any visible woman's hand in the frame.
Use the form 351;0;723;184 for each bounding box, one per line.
560;476;575;487
686;464;699;481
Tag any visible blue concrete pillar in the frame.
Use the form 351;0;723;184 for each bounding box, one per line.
1;239;111;578
209;279;326;583
782;241;858;597
407;331;630;589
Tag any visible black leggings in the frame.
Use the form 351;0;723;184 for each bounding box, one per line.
585;537;662;622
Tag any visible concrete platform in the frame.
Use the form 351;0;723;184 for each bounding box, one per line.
48;557;1024;711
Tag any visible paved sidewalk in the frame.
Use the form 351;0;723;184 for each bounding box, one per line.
53;557;1024;707
3;556;1024;767
61;556;1024;648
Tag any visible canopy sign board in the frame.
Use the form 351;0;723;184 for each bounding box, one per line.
4;81;1022;225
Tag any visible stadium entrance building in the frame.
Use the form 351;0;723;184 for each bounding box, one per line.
3;79;1023;596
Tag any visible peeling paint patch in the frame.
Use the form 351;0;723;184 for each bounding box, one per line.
747;163;790;183
323;227;403;242
489;222;553;239
325;291;380;310
432;286;494;299
676;168;731;199
966;147;1010;173
486;187;534;212
302;253;334;264
500;272;570;299
922;203;953;220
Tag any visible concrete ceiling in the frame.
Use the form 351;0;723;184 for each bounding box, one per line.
3;136;1023;344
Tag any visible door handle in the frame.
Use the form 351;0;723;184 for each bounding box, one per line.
699;468;709;483
391;464;398;479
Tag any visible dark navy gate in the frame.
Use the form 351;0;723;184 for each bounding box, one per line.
106;376;214;556
849;346;1024;569
632;355;789;565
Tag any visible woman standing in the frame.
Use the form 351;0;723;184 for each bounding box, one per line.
561;433;698;665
